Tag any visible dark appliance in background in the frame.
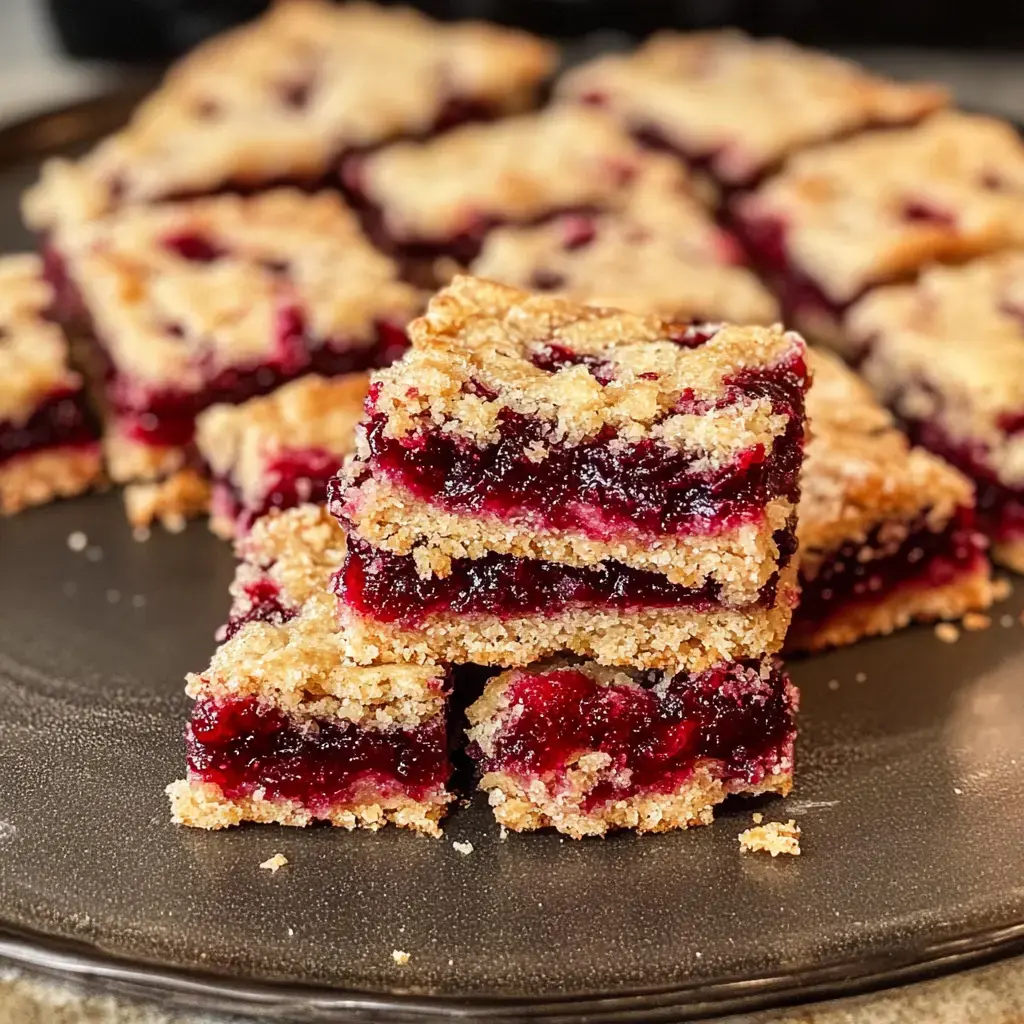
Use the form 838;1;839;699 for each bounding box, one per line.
46;0;1024;62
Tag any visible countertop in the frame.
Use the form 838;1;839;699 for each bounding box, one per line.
1;2;1023;1019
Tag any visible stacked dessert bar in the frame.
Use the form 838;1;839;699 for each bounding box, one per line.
168;504;455;835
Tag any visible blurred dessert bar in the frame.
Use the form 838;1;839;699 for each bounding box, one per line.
167;505;455;835
789;350;992;652
557;30;946;188
23;0;556;235
197;373;369;539
0;255;102;514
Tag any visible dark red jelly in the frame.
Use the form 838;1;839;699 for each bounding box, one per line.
334;536;781;625
357;365;805;539
186;697;451;808
0;388;97;465
473;659;796;808
794;508;986;635
220;578;297;642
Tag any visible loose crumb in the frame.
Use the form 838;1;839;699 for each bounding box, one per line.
752;812;763;824
287;927;294;936
739;819;801;857
448;958;454;966
259;853;288;873
935;622;960;644
498;825;508;841
1000;614;1014;628
452;840;474;855
66;531;88;552
132;526;151;543
85;546;104;562
106;589;121;604
132;594;147;608
962;612;991;632
392;950;411;965
827;679;840;691
992;577;1013;601
953;787;963;795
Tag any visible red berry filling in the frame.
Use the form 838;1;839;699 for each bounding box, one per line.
356;372;805;540
211;447;347;536
186;697;451;809
333;535;784;626
0;387;97;466
469;660;796;811
793;507;987;635
220;578;297;642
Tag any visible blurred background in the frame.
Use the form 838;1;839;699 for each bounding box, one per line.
1;0;1024;127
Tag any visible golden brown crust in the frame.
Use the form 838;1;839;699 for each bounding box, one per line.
479;764;792;839
787;562;993;653
371;275;805;451
166;779;450;836
557;29;947;185
799;349;976;575
0;445;103;515
23;1;556;232
470;161;778;325
344;474;795;603
123;469;212;532
0;254;84;423
736;112;1024;304
339;563;798;672
356;108;654;242
992;537;1024;575
848;253;1024;488
55;190;422;389
197;373;369;508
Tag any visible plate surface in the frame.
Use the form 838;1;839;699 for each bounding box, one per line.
0;97;1023;1023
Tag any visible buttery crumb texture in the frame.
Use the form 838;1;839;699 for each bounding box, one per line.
738;819;801;857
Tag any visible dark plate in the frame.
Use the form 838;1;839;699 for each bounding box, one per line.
1;95;1023;1024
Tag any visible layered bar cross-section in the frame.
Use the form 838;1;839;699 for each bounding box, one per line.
0;254;101;514
167;504;454;835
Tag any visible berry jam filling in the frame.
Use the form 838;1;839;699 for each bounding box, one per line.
358;396;804;540
186;697;451;808
471;660;795;809
41;251;409;450
334;536;781;625
213;447;348;536
220;578;298;642
0;388;97;466
794;508;986;633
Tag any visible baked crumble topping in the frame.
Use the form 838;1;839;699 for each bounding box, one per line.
0;254;82;424
55;190;422;389
735;111;1024;304
557;29;947;185
370;275;806;450
23;0;556;232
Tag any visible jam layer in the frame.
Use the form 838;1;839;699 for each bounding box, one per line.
795;508;986;632
186;697;451;809
334;536;781;625
472;659;795;811
361;391;804;542
0;388;97;466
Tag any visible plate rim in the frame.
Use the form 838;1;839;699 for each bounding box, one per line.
1;90;1023;1022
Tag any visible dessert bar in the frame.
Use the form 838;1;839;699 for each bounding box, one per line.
466;657;796;838
790;350;992;652
45;189;421;527
557;30;946;188
334;276;808;670
23;0;556;235
471;157;779;325
167;505;454;835
341;108;663;273
733;112;1024;344
197;372;369;539
0;254;101;514
847;252;1024;573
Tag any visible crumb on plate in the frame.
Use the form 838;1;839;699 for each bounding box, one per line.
260;852;288;873
935;622;960;644
392;950;411;965
739;819;801;857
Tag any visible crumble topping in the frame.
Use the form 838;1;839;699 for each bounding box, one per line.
0;254;83;424
799;349;975;574
23;0;556;231
738;818;801;856
353;108;658;242
471;157;778;326
371;276;806;451
557;30;947;185
736;112;1024;304
197;372;369;507
55;190;422;389
849;253;1024;487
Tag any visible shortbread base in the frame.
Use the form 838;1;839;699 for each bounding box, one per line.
0;444;103;515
